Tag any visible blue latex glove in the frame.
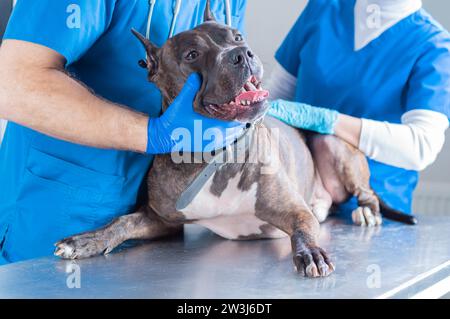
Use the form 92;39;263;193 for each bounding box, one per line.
268;99;339;135
147;73;246;154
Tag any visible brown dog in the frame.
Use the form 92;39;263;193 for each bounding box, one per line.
54;1;413;277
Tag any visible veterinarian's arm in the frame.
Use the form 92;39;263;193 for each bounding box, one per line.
0;41;246;154
268;63;449;171
0;40;149;152
335;111;449;171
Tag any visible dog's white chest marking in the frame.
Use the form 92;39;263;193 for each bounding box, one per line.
197;215;265;239
179;172;286;240
180;172;257;220
196;214;286;240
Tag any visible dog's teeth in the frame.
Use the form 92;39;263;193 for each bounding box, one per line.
245;81;257;92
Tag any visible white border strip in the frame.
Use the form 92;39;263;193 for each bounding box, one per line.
410;276;450;299
375;260;450;299
0;120;7;144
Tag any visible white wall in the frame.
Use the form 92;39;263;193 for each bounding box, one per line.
0;121;6;142
245;1;307;76
245;0;450;213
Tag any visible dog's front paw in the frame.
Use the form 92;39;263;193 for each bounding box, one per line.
54;232;115;260
352;206;382;227
293;246;335;278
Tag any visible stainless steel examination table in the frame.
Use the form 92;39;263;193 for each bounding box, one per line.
0;215;449;299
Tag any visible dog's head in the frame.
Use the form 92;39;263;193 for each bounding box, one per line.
132;0;268;123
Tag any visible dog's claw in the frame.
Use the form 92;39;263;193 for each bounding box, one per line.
329;262;336;272
104;246;114;256
317;261;330;277
318;266;329;277
54;249;63;257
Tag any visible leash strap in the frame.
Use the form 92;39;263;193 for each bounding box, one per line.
175;151;227;211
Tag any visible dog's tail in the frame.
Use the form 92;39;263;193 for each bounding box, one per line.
377;196;418;225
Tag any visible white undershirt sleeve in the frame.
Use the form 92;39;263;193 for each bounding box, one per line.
359;109;449;171
266;61;297;101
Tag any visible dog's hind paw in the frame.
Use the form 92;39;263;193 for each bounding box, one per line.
352;206;382;227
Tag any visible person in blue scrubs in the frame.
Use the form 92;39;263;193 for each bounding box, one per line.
267;0;450;222
0;0;247;264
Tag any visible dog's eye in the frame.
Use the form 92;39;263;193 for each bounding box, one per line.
235;34;243;42
185;50;199;61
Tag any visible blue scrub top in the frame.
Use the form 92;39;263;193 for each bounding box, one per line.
0;0;246;264
275;0;450;214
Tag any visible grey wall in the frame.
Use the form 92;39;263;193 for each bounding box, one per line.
0;0;12;142
245;0;450;187
245;1;306;75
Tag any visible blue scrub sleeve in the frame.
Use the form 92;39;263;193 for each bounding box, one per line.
274;0;321;77
235;0;248;34
405;35;450;118
4;0;116;66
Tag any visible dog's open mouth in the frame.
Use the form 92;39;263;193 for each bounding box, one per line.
204;76;269;119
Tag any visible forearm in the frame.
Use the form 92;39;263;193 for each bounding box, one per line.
334;113;362;147
0;57;148;153
269;97;448;170
335;110;449;171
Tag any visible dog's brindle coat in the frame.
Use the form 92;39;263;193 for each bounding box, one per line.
54;3;383;277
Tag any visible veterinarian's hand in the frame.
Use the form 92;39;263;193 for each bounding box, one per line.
146;73;246;154
268;99;339;135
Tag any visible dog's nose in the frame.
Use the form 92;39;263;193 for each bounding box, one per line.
232;53;244;66
230;47;254;66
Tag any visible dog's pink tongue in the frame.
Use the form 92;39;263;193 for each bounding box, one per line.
235;90;269;104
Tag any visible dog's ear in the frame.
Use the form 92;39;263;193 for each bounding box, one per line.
204;0;217;22
131;29;160;78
